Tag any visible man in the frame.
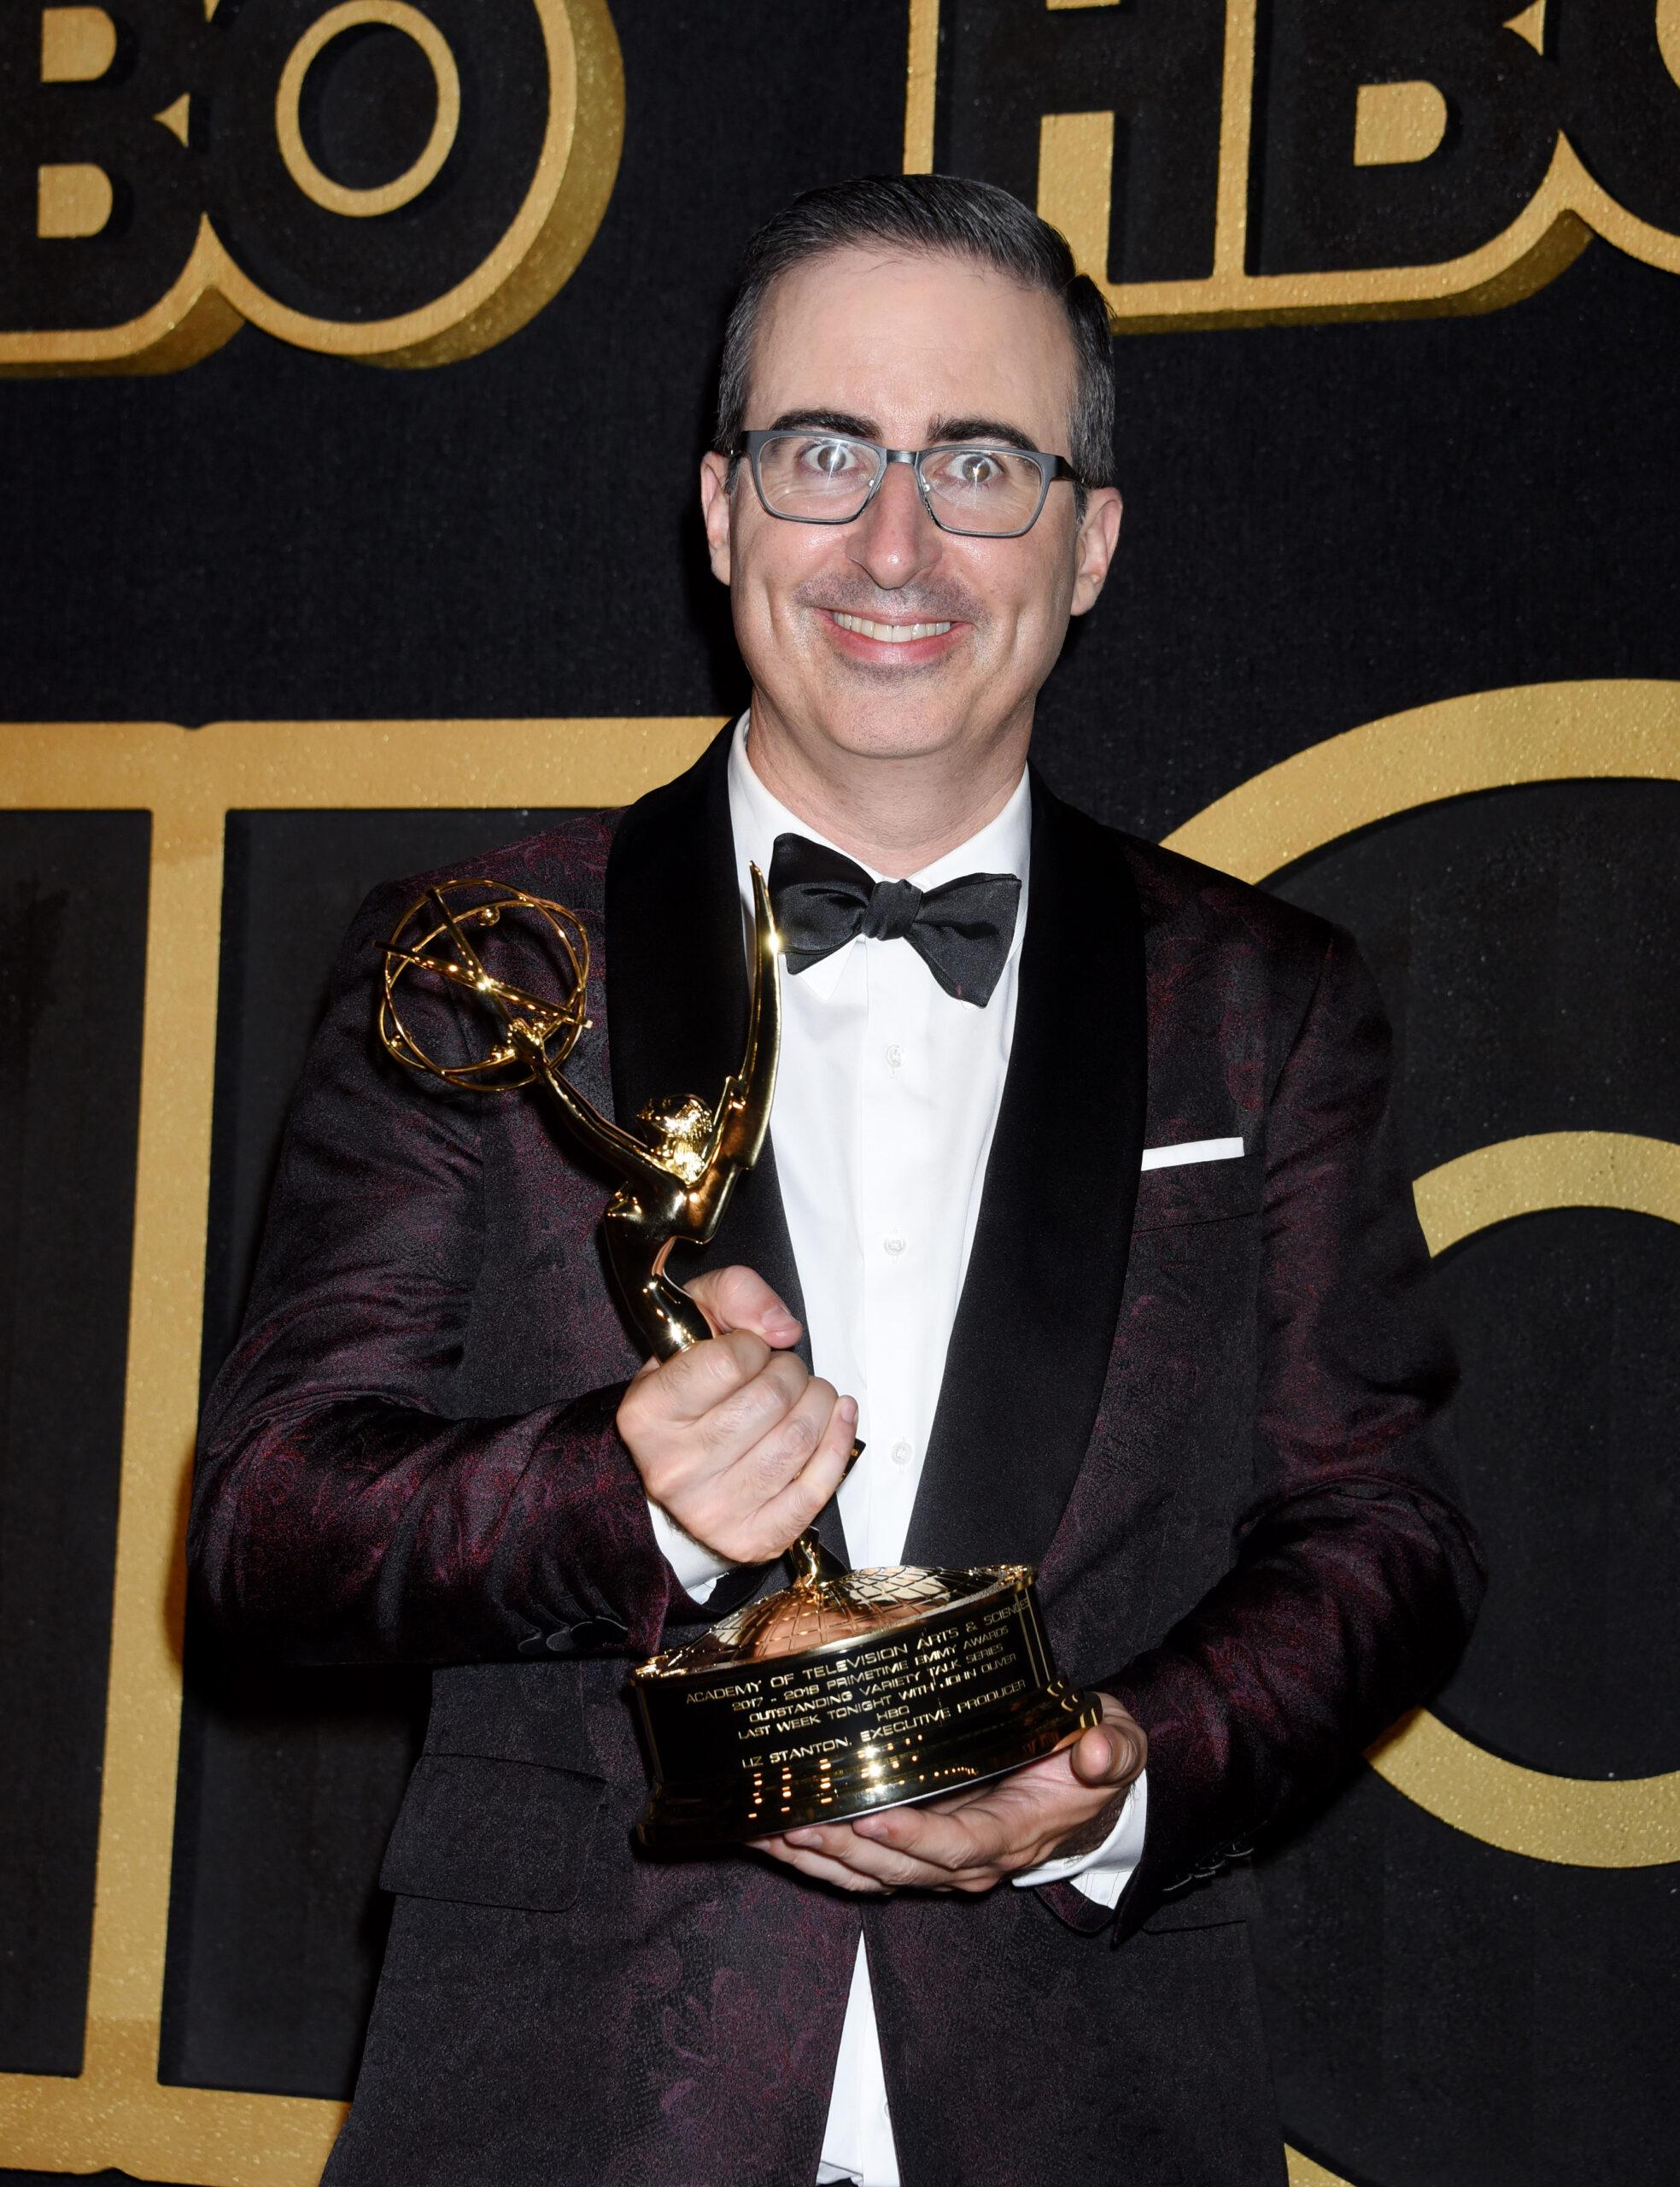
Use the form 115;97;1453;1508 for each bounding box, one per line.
192;176;1483;2186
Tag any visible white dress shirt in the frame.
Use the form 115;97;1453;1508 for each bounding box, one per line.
647;717;1146;2187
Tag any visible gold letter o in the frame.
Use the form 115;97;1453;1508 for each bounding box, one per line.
1164;682;1680;1867
1368;1131;1680;1866
275;0;461;220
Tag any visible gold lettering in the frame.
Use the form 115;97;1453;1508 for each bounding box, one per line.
37;164;114;240
1354;82;1449;168
913;0;1680;333
274;3;461;220
3;0;626;375
41;6;118;84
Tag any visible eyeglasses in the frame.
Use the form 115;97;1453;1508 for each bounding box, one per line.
736;429;1080;539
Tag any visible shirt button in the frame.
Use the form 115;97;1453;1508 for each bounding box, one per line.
885;1042;904;1071
892;1439;913;1467
883;1234;906;1257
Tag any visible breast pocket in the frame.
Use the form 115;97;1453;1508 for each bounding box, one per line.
1132;1152;1261;1232
379;1753;606;1913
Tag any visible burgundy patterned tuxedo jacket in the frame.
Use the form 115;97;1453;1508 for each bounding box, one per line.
192;726;1484;2187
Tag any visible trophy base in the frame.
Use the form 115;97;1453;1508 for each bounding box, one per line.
631;1561;1099;1854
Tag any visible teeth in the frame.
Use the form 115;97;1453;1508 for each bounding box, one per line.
833;613;954;643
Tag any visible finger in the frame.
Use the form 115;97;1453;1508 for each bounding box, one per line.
727;1371;835;1490
847;1802;998;1876
782;1819;990;1892
637;1327;775;1428
699;1351;813;1471
753;1837;894;1895
1069;1713;1145;1789
1068;1725;1127;1787
744;1392;858;1557
636;1353;816;1539
685;1265;802;1347
858;1771;1112;1875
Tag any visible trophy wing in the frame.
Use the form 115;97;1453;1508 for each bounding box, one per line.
709;864;782;1172
528;1053;677;1194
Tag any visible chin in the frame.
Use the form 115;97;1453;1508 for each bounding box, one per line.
814;711;975;765
799;679;983;764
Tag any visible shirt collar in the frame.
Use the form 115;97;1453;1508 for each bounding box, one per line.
725;712;1032;1004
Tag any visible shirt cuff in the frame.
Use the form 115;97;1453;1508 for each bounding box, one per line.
646;1498;737;1600
1010;1769;1148;1909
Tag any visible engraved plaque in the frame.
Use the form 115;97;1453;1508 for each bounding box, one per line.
632;1563;1096;1850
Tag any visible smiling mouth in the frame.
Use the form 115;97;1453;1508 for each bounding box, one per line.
830;611;955;643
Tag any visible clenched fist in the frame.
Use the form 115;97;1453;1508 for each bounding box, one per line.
616;1264;857;1565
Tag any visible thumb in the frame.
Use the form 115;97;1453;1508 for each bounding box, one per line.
1069;1703;1143;1787
684;1264;802;1348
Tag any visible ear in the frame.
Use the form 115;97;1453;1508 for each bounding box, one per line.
700;451;734;585
1069;487;1122;617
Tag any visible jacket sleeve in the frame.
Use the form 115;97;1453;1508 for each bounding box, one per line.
190;882;722;1668
1098;923;1485;1938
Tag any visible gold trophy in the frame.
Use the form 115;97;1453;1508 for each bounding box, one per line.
378;871;1098;1852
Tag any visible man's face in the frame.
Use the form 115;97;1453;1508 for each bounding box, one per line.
700;246;1121;771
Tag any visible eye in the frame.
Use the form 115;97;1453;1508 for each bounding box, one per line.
951;449;1004;488
926;446;1022;496
799;437;861;478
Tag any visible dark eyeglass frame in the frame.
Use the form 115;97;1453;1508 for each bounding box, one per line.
735;428;1080;539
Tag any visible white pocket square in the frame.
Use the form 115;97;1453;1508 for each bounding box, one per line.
1139;1136;1245;1171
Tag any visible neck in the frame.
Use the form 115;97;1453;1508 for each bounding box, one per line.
744;699;1030;875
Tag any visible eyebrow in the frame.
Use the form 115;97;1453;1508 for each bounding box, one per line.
767;407;879;438
764;408;1047;454
927;415;1043;454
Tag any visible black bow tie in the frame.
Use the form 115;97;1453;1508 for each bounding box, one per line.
767;832;1021;1007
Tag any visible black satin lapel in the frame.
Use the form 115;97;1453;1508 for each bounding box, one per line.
901;778;1146;1573
606;722;745;1140
604;724;846;1569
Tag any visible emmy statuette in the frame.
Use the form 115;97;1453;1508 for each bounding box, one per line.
378;870;1098;1851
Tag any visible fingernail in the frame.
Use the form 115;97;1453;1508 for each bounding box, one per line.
770;1316;800;1343
839;1397;858;1425
854;1815;887;1837
785;1828;820;1848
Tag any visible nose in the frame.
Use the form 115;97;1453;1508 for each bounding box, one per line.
845;458;941;593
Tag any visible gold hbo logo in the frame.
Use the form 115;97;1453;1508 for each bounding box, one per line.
914;0;1680;329
1;0;623;372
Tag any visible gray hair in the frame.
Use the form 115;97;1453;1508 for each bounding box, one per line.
713;173;1115;495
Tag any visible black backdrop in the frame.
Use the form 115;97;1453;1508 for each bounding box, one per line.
3;3;1678;2183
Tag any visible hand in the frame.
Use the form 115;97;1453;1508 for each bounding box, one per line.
617;1264;857;1565
753;1693;1145;1896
